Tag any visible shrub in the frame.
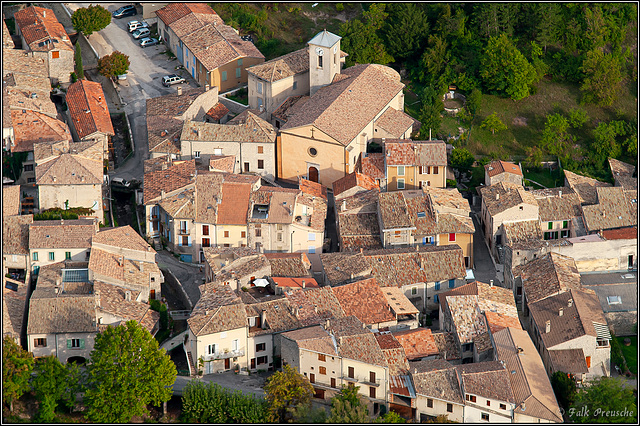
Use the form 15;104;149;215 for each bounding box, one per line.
336;3;345;12
98;51;130;79
70;72;78;83
446;179;457;188
74;43;84;79
71;5;111;36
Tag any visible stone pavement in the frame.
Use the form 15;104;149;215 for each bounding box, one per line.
172;371;270;398
156;250;205;307
471;212;499;285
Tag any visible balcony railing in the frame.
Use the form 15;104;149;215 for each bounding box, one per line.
203;348;245;361
178;228;189;235
340;375;382;386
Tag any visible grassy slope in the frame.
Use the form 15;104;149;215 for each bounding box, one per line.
617;336;638;375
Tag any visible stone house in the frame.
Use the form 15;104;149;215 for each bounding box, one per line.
156;3;264;91
147;86;222;159
66;79;115;168
484;160;523;187
492;327;564;423
3;214;33;281
383;139;447;191
356;152;386;189
608;158;637;190
581;186;637;234
563;169;612;205
179;110;277;180
531;187;584;240
28;219;97;275
277;63;417;187
411;359;465;423
334;188;383;252
3;276;29;345
201;246;261;283
13;6;74;85
393;328;441;362
210;253;272;292
333;171;379;201
457;362;517;423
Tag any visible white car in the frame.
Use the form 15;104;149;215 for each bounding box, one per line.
132;28;151;39
128;20;149;32
140;37;159;48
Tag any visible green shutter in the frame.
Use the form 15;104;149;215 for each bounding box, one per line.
548;222;553;230
80;339;85;349
67;339;72;348
563;220;568;229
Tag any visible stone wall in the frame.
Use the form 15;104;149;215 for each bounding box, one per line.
606;311;637;336
161;267;193;310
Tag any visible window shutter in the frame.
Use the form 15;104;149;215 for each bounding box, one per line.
67;339;72;348
80;339;85;349
188;236;192;247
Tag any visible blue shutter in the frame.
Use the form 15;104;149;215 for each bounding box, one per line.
449;279;455;288
67;339;72;349
435;282;440;291
80;339;85;349
434;294;439;303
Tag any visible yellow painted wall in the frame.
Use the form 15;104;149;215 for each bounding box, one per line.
216;225;248;248
211;57;265;93
437;233;473;268
387;165;418;191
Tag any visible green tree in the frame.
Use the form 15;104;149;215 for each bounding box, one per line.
74;42;84;80
31;356;75;422
450;147;475;169
480;112;507;135
84;321;177;423
328;385;370;423
550;371;577;412
480;33;538;100
71;4;111;36
383;3;429;62
580;48;626;107
418;34;451;94
569;377;637;423
340;4;393;67
418;87;443;139
466;88;482;116
376;410;406;423
98;51;130;80
568;107;589;129
264;364;313;423
590;120;626;166
540;113;574;161
3;336;34;412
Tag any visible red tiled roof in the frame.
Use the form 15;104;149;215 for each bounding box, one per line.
384;140;415;166
205;102;229;121
485;311;522;334
66;80;114;139
331;278;396;325
299;178;327;200
333;172;379;198
359;153;385;179
14;6;73;52
155;3;221;27
143;160;196;204
393;328;439;360
485;160;522;177
216;182;251;225
271;277;319;289
601;226;637;240
11;109;72;153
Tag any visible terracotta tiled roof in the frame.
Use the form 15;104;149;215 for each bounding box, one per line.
205;102;229;121
34;139;103;164
378;191;413;229
3;18;14;49
608;158;637;190
156;3;222;26
216;182;251;225
375;333;410;376
248;187;299;224
66;79;114;139
272;277;319;290
564;169;612;205
381;286;419;316
2;48;48;79
92;225;154;252
245;298;301;336
358;153;386;179
272;95;309;124
332;278;396;325
5;71;51;93
181;112;276;144
36;153;102;185
393;328;439;360
282;325;338;355
340;235;384;252
582;186;636;232
457;361;516;403
534;191;582;222
333;172;379;198
299;178;328;200
485;160;522;177
194;173;223;223
284;287;345;327
415;140;447;166
5;85;57;117
14;6;73;52
432;331;460;360
264;252;312;277
529;288;607;349
518;252;583;304
374;107;415;138
29;219;96;249
601;226;637;240
502;220;543;246
330;322;387;367
547;348;589;375
410;359;464;403
337;188;379;214
247;48;308;82
143;160;196;204
158;187;195;219
493;327;563;422
338;212;379;237
3;185;20;217
188;282;246;336
88;248;161;288
480;181;538;217
282;64;405;146
3;215;33;255
207;155;235;173
27;294;97;335
94;281;160;333
3;280;28;340
214;254;271;284
484;311;522;333
384;140;415;166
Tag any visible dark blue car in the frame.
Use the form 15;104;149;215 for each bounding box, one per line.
113;5;136;19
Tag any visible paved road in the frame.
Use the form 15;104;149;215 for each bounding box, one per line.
471;212;499;285
156;250;205;307
65;3;199;182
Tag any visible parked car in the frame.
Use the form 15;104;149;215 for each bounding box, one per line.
111;177;139;192
140;37;159;48
162;74;186;87
113;5;136;19
132;28;151;39
128;20;149;32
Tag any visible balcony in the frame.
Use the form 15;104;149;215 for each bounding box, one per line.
178;228;189;236
203;348;245;361
340;375;381;386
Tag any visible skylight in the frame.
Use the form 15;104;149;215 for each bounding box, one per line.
607;296;622;305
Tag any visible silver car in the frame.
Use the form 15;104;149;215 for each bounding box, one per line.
162;74;186;87
140;37;159;48
128;20;149;32
132;28;150;39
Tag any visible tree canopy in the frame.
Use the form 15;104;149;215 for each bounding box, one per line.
339;4;393;67
480;112;508;135
2;336;34;412
98;51;131;79
450;147;475;169
83;321;177;423
263;364;313;423
71;4;111;36
580;48;627;106
31;356;82;422
569;377;637;423
328;385;370;423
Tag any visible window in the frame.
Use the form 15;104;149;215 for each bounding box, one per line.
257;356;268;365
481;413;489;421
331;378;336;388
425;166;431;174
318;354;326;362
548;221;554;230
202;225;209;235
33;252;38;261
238;58;243;66
232;339;239;351
308;233;316;241
466;395;477;403
562;220;569;229
348;366;354;378
277;233;283;242
207;344;217;355
397;179;405;189
308;246;316;254
560;230;569;238
258;146;264;154
24;164;34;171
244;162;250;172
449;233;456;242
369;371;376;383
586;356;591;368
447;403;453;413
487;400;491;406
369;386;376;398
224;231;229;238
202;238;210;247
236;67;241;78
293;80;297;90
318;55;323;68
319;366;327;375
67;338;84;349
180;220;188;233
308;147;318;156
434;294;439;303
257;82;263;94
433;166;438;174
411;287;417;295
607;295;622;305
194;151;200;159
397;166;405;176
52;51;59;58
221;71;227;81
258;159;264;169
65;251;71;260
49;252;55;261
34;338;47;347
182;236;189;246
427;398;434;408
435;282;441;291
241;231;246;238
500;403;507;410
255;228;262;237
449;279;455;288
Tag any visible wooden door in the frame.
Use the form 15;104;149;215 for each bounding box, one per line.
251;358;256;369
224;358;230;370
308;166;319;183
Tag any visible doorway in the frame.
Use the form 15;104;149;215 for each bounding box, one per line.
308;166;319;183
224;358;230;370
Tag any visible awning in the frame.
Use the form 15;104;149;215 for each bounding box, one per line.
253;278;269;287
465;269;475;281
593;322;612;340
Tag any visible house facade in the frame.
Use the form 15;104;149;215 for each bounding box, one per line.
484;160;523;187
383;140;447;191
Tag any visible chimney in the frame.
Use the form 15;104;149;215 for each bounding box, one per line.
261;309;267;329
360;247;363;254
197;128;201;138
341;199;346;211
118;257;123;267
161;190;165;199
350;273;354;280
147;246;151;251
54;286;59;294
568;299;573;307
43;10;46;17
205;84;210;92
52;176;57;182
517;347;524;353
429;129;432;141
490;280;494;287
177;86;182;96
125;290;131;301
559;307;564;317
414;368;417;374
420;259;424;270
325;319;330;329
496;193;500;201
60;219;64;225
302;280;306;289
95;291;100;307
545;320;551;334
56;279;61;286
558;190;562;197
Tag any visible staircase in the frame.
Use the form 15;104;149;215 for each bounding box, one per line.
186;351;197;376
153;238;162;251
